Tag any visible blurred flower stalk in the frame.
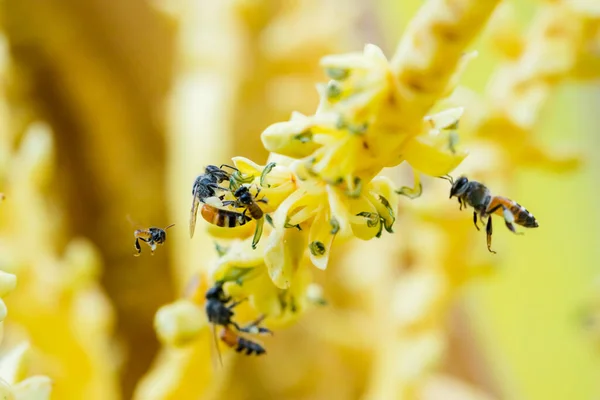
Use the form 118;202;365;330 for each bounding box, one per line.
0;34;120;398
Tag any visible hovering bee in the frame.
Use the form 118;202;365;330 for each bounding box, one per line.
190;165;237;238
444;175;538;253
200;203;252;228
133;224;175;256
205;281;271;361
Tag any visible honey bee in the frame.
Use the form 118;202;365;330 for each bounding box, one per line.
226;185;268;220
223;185;269;249
200;203;252;228
133;224;175;256
190;165;237;238
205;281;271;362
444;175;538;253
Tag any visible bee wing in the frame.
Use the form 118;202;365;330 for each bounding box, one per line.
126;214;143;230
210;323;223;369
190;196;200;238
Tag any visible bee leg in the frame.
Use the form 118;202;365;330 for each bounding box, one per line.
208;182;230;192
239;315;273;335
221;200;236;207
473;211;480;231
150;241;157;255
486;217;496;254
227;298;248;310
458;197;463;210
134;239;142;256
230;321;243;332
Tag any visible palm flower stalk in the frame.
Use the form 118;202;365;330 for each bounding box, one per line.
145;1;503;399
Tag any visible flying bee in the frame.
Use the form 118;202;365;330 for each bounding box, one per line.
200;203;252;228
190;165;238;238
205;281;271;363
133;224;175;256
443;175;538;253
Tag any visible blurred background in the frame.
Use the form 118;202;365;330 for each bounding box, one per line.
0;0;597;399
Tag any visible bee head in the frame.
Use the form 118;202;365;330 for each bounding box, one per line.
234;185;250;198
205;282;225;301
205;165;230;183
449;176;469;199
205;165;220;174
150;228;167;242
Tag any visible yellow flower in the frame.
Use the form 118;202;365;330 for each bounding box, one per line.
264;173;398;286
211;237;319;327
262;44;470;188
0;272;52;400
154;300;207;347
0;343;52;400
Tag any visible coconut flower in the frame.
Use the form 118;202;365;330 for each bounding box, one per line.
158;45;473;339
147;1;504;386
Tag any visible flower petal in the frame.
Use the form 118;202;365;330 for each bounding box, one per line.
0;378;12;400
348;196;381;240
12;376;52;400
402;131;468;177
0;272;16;298
320;52;371;70
366;176;399;233
0;343;30;385
307;209;336;270
213;238;267;278
154;300;206;347
424;107;464;130
264;226;307;289
0;299;7;323
231;156;262;176
261;113;338;158
326;186;352;239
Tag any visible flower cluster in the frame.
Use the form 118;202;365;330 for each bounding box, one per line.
154;41;473;347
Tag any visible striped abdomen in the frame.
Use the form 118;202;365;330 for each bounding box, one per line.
219;327;266;356
488;196;538;228
201;204;251;228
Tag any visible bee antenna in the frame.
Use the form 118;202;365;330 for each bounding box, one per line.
438;174;454;184
219;164;239;172
165;223;176;230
